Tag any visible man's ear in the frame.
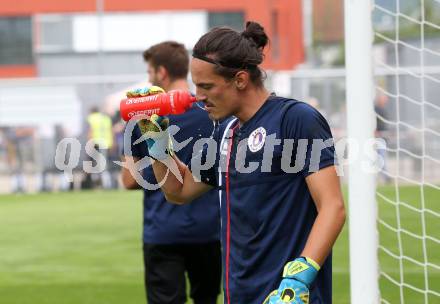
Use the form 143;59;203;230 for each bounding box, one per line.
157;65;167;81
234;71;250;90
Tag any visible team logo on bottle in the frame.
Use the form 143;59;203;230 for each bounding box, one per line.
127;109;160;118
248;127;266;152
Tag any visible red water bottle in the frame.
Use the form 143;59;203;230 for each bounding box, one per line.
120;90;197;121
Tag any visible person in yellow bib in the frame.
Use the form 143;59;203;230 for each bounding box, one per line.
87;107;113;149
85;107;113;189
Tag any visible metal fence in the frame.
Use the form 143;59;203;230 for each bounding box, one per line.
0;67;439;193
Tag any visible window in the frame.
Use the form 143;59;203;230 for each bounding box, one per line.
208;12;244;31
0;17;33;65
38;15;73;52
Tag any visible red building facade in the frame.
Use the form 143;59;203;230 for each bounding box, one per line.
0;0;304;77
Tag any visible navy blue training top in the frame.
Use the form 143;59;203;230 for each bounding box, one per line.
126;103;220;244
196;96;336;304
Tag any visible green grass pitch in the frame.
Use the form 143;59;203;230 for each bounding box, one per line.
0;186;438;303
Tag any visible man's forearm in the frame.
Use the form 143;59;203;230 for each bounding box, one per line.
302;166;346;266
151;155;212;204
301;201;346;265
121;156;142;189
121;168;142;189
151;155;189;203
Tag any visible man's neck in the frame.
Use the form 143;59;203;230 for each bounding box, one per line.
236;87;271;125
162;79;189;92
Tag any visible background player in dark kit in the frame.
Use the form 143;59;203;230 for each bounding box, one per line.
121;41;221;304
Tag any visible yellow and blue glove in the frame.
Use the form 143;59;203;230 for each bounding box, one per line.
126;86;174;160
126;85;165;98
263;257;320;304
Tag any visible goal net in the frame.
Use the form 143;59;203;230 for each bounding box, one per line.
372;0;440;303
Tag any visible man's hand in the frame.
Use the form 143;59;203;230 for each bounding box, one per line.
126;86;173;160
263;279;309;304
263;257;319;304
137;114;173;160
126;85;165;97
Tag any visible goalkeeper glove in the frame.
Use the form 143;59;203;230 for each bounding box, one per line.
263;257;320;304
125;85;165;98
126;86;174;160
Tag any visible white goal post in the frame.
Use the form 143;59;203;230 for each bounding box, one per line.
345;0;380;303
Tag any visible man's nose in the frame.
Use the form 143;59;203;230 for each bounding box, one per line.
195;89;207;101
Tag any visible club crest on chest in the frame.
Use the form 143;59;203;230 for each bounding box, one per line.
248;127;267;153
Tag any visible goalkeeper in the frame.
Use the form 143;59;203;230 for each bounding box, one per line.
138;22;346;303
